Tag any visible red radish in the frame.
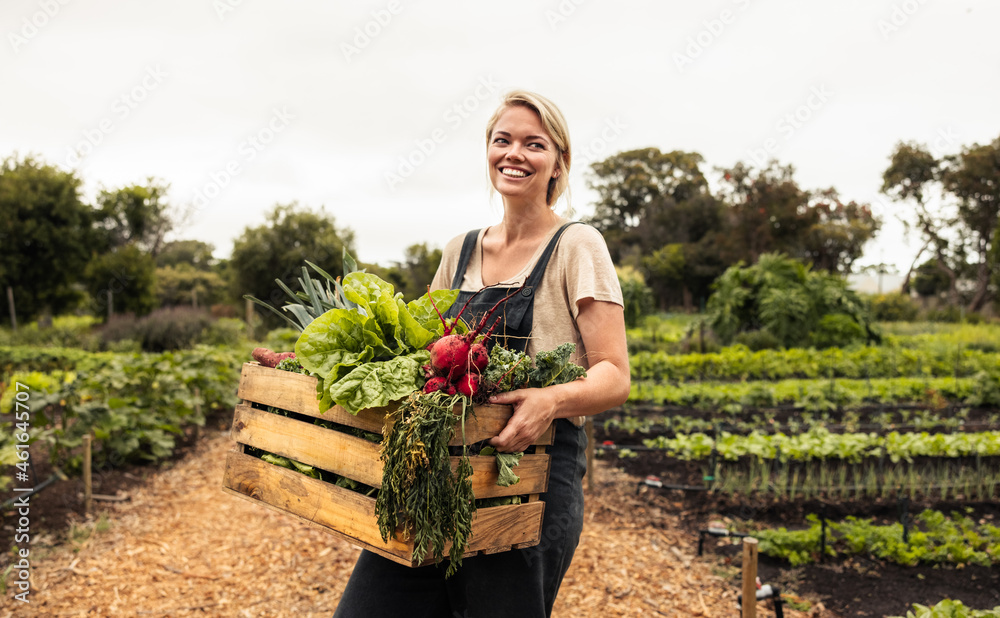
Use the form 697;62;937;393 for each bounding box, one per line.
252;347;296;368
456;373;480;398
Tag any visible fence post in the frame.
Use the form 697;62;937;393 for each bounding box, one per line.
585;417;595;492
6;286;16;331
193;386;202;442
83;434;93;516
245;298;254;338
742;537;759;618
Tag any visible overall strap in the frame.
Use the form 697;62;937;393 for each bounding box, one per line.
520;221;581;298
450;229;482;289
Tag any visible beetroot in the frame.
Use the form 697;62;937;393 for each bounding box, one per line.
423;376;452;394
430;334;470;380
468;343;489;373
425;284;524;399
456;373;480;398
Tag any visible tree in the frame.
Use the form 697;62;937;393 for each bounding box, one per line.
716;162;880;275
0;155;93;322
939;137;1000;311
157;240;217;270
229;203;355;327
383;243;443;300
83;243;158;317
801;190;881;274
92;180;174;256
155;265;226;308
587;148;724;308
587;148;709;262
881;142;961;304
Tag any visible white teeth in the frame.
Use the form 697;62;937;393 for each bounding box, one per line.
502;168;527;178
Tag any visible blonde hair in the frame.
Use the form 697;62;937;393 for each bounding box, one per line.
485;90;572;207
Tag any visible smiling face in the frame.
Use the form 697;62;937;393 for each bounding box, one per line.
488;105;562;205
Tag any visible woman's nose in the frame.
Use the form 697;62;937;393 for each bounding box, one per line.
506;145;524;160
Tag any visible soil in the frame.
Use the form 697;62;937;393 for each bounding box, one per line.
1;419;227;554
0;426;822;618
592;422;1000;618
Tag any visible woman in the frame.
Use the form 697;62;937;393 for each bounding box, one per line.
334;90;630;618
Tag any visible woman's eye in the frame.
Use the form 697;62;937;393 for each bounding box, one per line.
530;142;546;149
493;137;508;145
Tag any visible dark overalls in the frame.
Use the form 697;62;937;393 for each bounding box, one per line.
334;223;587;618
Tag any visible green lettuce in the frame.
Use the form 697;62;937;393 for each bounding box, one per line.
328;352;430;415
294;274;457;415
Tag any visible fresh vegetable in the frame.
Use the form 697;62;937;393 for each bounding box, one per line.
422;285;523;395
376;390;475;577
456;373;480;398
252;347;296;368
480;446;523;487
294;272;459;414
478;342;588;400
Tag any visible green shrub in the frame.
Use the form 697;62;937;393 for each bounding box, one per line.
0;315;101;349
811;314;866;348
706;253;878;348
200;317;248;347
733;329;782;351
617;266;655;328
923;305;989;324
98;308;214;352
261;327;300;352
870;292;920;322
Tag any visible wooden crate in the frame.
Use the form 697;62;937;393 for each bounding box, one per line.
222;362;552;567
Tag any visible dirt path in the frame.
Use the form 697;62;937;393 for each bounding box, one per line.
3;429;813;617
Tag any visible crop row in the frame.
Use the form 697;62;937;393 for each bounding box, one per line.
630;344;1000;382
709;457;1000;503
639;427;1000;463
753;509;1000;568
628;373;1000;410
603;406;1000;438
0;346;241;491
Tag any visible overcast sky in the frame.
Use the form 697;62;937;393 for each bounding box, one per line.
3;0;998;274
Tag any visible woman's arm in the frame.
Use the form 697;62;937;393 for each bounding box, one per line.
487;297;631;453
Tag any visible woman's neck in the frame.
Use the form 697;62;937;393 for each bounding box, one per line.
498;198;560;242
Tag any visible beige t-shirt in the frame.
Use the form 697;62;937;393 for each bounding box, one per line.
430;218;623;426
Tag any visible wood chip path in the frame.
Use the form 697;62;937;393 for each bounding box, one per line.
3;429;820;617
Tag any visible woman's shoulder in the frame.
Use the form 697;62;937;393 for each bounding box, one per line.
443;228;483;253
559;221;613;253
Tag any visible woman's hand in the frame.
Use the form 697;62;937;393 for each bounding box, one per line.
487;387;559;453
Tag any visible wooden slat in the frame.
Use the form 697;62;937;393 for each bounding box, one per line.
222;451;545;567
237;362;554;446
231;404;383;487
231;404;550;499
466;454;549;498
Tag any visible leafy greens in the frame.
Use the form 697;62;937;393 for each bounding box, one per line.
295;272;459;414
